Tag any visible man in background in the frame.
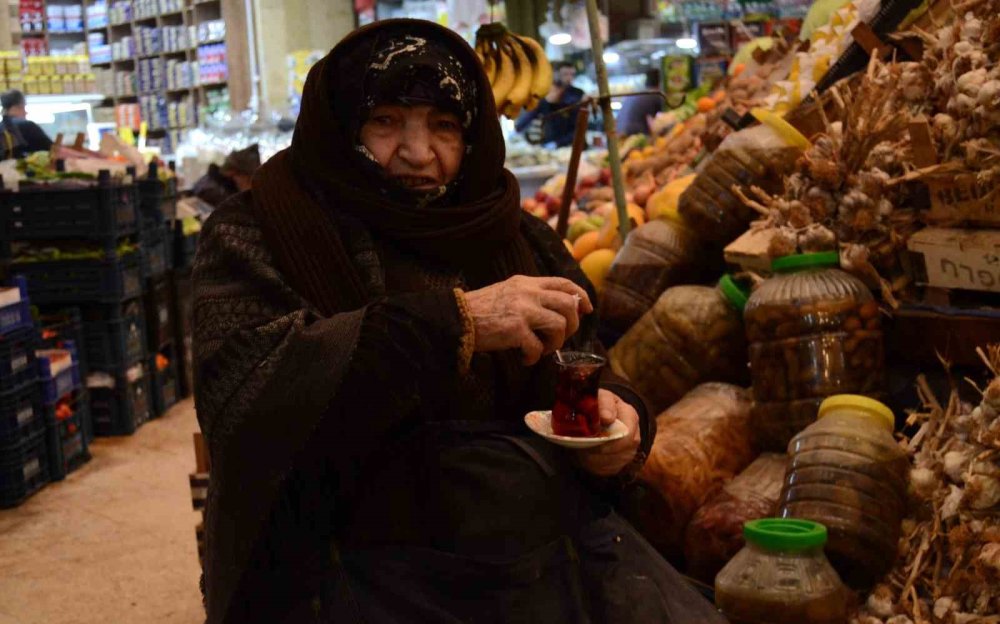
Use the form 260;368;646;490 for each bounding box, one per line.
1;90;53;159
515;61;586;147
616;69;663;136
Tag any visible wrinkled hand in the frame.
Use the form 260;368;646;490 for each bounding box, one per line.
464;276;593;366
577;390;641;478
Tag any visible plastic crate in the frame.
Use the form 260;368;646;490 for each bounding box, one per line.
0;175;137;242
173;225;199;271
0;276;33;335
81;300;147;370
0;327;38;394
0;380;45;448
149;347;178;418
36;306;86;374
170;269;192;341
88;361;151;436
0;428;49;508
37;341;82;404
140;228;173;279
137;169;176;235
45;390;90;480
143;276;174;351
12;253;143;305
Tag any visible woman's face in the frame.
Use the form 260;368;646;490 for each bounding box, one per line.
360;104;465;191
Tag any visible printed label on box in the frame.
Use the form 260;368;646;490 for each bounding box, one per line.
908;227;1000;293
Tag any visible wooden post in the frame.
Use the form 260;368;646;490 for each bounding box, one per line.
556;106;590;239
584;0;631;242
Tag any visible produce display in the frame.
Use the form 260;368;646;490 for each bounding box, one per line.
474;23;552;119
630;383;756;560
609;276;748;415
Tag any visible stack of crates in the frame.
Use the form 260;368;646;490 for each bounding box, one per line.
37;308;93;446
36;338;89;481
0;277;50;507
0;168;152;437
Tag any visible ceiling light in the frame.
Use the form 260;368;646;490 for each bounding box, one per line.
549;32;572;46
676;37;698;49
603;51;620;64
610;101;623;110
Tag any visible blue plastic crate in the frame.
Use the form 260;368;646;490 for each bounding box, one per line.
36;307;87;378
45;390;90;481
81;300;147;370
37;341;82;404
0;428;49;508
0;177;137;242
12;253;143;305
0;380;45;448
88;361;151;436
0;276;33;336
0;327;38;394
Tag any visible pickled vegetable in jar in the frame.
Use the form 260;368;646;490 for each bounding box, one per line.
744;251;885;452
599;218;701;335
778;395;907;590
609;275;749;415
715;518;847;624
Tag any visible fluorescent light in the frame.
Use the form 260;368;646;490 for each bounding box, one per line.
549;32;572;46
611;101;623;110
676;37;698;49
603;51;620;64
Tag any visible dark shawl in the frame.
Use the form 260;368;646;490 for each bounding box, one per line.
193;19;653;624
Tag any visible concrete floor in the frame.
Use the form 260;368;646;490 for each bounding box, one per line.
0;400;204;624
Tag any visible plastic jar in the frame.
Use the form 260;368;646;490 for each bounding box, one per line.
744;251;884;452
715;518;848;624
609;275;748;415
599;218;701;335
778;395;907;590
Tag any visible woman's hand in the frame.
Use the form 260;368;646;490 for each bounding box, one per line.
464;276;593;365
577;390;641;478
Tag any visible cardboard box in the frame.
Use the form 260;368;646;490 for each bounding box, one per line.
907;227;1000;293
724;227;777;273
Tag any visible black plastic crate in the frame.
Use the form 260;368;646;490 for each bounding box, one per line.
150;347;179;418
0;380;45;448
173;224;199;271
0;276;33;336
12;252;143;305
88;361;151;436
0;326;37;394
37;341;82;404
137;167;177;235
0;428;49;508
0;175;137;243
36;307;87;377
140;228;173;279
143;276;174;351
45;390;90;480
81;299;147;370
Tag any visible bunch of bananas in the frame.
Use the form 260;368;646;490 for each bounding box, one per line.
475;23;553;119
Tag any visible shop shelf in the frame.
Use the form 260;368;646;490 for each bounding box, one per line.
149;346;178;417
0;276;33;336
88;361;152;436
0;381;45;448
37;342;82;404
0;176;137;243
81;299;147;370
0;327;38;394
143;275;174;351
0;429;49;508
140;228;173;279
12;253;143;305
45;390;91;480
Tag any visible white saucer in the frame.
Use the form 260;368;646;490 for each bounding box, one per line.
524;410;628;449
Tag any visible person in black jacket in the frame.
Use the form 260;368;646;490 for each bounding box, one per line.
515;61;587;147
1;90;53;159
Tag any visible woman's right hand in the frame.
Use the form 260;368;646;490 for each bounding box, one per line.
463;276;594;365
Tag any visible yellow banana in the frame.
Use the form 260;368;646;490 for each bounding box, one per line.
515;35;553;111
476;43;497;84
490;41;515;108
502;39;533;114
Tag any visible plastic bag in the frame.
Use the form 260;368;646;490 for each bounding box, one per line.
629;383;756;560
609;283;747;415
683;453;789;583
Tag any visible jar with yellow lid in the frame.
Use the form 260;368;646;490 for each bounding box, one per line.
778;394;907;590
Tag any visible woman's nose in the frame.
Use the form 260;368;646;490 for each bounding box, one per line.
397;123;435;168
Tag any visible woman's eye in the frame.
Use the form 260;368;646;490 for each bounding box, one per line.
436;119;460;131
373;116;395;126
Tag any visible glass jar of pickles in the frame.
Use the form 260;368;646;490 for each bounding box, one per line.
715;518;848;624
744;251;884;452
609;275;749;415
778;395;907;590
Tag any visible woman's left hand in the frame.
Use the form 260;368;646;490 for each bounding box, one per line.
576;389;641;478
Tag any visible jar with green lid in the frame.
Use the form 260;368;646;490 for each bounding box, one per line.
599;218;702;335
778;395;907;590
744;251;885;452
609;275;749;415
715;518;847;624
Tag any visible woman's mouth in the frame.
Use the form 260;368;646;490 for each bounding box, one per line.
393;175;439;189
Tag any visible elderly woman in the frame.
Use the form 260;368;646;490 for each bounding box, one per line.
193;19;724;624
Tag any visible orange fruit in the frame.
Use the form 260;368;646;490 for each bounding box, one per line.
572;230;601;261
596;203;645;249
579;249;617;293
696;96;716;113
